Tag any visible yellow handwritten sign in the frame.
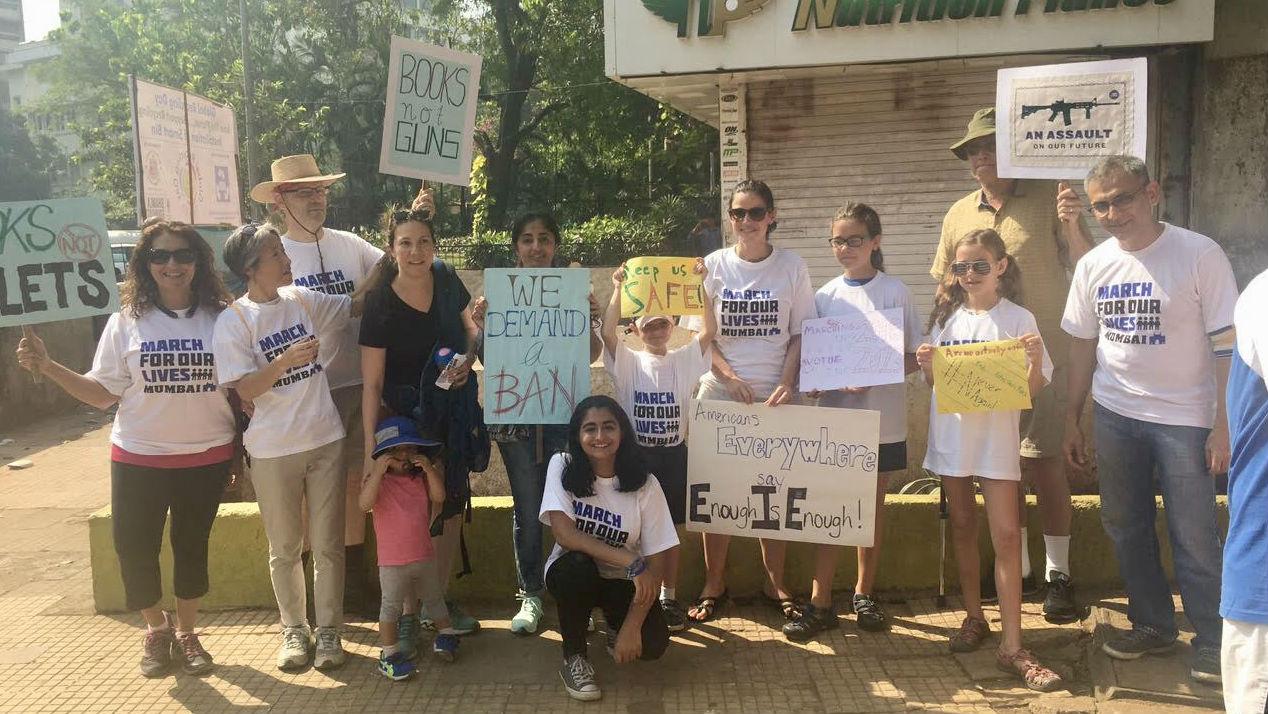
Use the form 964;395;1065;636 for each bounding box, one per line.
933;339;1032;414
620;257;704;318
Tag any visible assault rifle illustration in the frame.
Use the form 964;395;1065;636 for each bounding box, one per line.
1020;98;1120;127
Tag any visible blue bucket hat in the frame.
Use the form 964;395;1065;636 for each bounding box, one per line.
372;416;441;460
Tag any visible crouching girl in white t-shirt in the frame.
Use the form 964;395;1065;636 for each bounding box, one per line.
916;228;1062;692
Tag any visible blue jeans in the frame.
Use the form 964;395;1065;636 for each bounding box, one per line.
498;425;568;596
1093;403;1224;652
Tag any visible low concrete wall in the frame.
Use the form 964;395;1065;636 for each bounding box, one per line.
88;495;1229;613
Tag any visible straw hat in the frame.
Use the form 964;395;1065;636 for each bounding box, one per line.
949;108;996;160
249;154;346;203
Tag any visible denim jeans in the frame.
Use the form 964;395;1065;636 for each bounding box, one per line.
1093;403;1224;652
497;425;568;596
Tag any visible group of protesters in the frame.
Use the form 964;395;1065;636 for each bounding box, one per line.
12;105;1266;710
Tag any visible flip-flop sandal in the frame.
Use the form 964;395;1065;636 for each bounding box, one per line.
763;593;802;620
688;590;729;623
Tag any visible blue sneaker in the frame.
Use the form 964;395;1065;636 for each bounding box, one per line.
378;651;416;681
397;614;419;660
433;633;459;662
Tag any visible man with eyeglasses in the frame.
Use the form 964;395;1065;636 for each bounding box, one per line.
932;108;1095;624
1061;154;1238;685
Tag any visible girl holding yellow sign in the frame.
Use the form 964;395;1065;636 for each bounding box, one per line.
915;228;1061;693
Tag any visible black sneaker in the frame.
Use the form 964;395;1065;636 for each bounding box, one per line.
140;613;175;678
1021;574;1042;597
661;598;688;633
851;593;890;632
1190;647;1221;685
173;631;215;676
782;603;839;642
1101;628;1176;660
1042;570;1081;624
981;573;1041;603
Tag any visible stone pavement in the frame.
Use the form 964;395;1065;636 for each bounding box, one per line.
0;411;1229;713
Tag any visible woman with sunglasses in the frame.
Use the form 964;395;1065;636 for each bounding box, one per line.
16;219;235;679
680;179;816;624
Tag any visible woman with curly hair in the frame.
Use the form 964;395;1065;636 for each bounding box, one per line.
15;219;235;679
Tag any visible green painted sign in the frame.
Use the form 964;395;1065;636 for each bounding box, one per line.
641;0;774;36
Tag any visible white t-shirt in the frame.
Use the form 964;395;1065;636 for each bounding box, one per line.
1061;223;1238;428
681;246;816;397
923;299;1053;481
813;272;922;445
603;336;712;448
539;453;679;580
87;307;236;455
281;228;383;391
212;286;350;459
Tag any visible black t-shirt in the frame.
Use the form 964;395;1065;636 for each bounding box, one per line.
359;278;467;388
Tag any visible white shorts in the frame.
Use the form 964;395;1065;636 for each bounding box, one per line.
1223;618;1268;714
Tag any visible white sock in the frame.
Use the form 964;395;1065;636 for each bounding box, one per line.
1020;527;1032;578
1044;535;1071;579
660;586;676;601
382;643;401;657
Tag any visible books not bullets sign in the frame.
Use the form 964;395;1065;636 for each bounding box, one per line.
620;257;704;318
932;339;1031;414
686;400;879;547
799;308;905;391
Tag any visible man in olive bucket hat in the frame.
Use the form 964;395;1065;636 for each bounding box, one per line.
930;108;1095;625
251;155;435;619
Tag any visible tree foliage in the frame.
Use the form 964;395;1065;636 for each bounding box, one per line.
0;106;63;201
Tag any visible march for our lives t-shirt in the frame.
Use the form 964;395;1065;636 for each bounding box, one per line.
282;228;383;391
539;453;679;580
603;336;712;448
1061;223;1238;429
1221;270;1268;625
814;272;922;445
923;299;1052;481
682;246;816;397
212;286;350;459
87;307;236;455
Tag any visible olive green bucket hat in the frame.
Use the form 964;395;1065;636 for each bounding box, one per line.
949;107;996;160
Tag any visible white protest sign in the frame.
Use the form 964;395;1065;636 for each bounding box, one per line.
800;308;904;391
686;400;879;547
996;58;1148;180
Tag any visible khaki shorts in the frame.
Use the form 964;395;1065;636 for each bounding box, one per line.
332;385;365;473
1020;363;1066;460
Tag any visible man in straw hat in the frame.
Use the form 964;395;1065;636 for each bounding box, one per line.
930;108;1094;625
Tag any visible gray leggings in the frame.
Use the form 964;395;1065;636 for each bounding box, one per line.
379;560;448;624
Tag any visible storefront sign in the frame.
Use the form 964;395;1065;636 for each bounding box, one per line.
686;399;879;546
718;85;747;227
995;58;1147;179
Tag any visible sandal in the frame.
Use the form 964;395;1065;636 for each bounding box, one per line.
996;648;1064;692
687;590;728;623
763;592;802;621
948;615;991;653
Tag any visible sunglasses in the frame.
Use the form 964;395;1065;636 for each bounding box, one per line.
1088;184;1147;216
727;207;769;222
147;248;197;265
950;259;993;276
829;236;869;249
392;208;432;223
280;186;329;199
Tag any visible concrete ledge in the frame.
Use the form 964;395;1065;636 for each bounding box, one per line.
88;495;1229;613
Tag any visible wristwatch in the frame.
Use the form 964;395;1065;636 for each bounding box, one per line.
626;556;647;579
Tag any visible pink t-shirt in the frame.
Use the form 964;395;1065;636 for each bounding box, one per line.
371;471;435;566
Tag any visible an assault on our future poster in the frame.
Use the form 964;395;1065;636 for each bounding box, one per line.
995;58;1148;180
482;268;592;425
686;400;879;547
379;36;482;186
0;198;119;328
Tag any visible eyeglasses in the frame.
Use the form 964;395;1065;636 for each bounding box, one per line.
148;248;197;265
949;259;993;276
829;236;869;249
280;185;329;200
1088;184;1147;216
392;208;432;223
727;207;769;222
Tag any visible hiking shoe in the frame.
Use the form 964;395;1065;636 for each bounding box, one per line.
174;631;215;676
661;598;688;633
433;633;460;662
378;651;416;681
510;592;544;636
949;616;991;653
312;627;346;670
783;603;839;642
560;654;602;701
1190;647;1221;685
852;593;890;632
1042;570;1081;624
277;625;312;670
1102;628;1176;660
397;614;420;660
140;613;176;678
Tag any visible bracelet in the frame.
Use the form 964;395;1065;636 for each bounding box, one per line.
626;556;647;579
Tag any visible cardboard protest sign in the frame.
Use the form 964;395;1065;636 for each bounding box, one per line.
379;36;482;186
996;58;1148;180
933;339;1031;414
800;308;904;391
620;257;703;318
483;268;592;424
0;198;119;328
686;400;879;547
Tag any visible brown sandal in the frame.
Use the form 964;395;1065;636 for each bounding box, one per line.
687;590;728;623
996;648;1064;692
948;616;991;653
